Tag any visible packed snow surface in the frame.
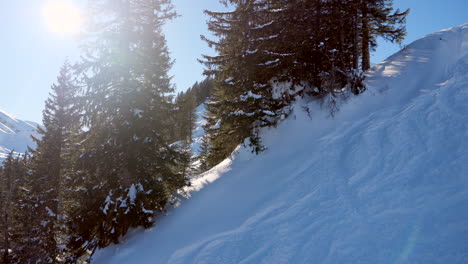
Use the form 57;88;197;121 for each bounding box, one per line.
94;24;468;263
0;109;38;160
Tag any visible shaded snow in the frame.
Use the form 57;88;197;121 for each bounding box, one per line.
240;91;262;101
93;24;468;264
190;104;207;157
128;184;137;205
45;206;56;217
169;103;207;161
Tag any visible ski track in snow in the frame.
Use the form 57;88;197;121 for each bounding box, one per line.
93;24;468;264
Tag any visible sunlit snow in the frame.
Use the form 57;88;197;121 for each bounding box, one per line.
0;109;38;160
94;24;468;264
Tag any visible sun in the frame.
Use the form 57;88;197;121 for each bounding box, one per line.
42;1;83;35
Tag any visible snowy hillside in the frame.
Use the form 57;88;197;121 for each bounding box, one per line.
93;24;468;264
190;103;207;157
0;109;38;160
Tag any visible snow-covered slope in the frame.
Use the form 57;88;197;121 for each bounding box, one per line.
190;103;207;157
93;24;468;263
0;109;38;160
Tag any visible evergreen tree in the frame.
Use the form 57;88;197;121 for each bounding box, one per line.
359;0;409;71
8;153;42;264
0;153;30;263
66;0;189;259
21;61;83;263
172;77;213;144
190;77;213;106
201;0;288;166
200;0;408;168
197;135;211;173
0;152;15;263
174;89;198;142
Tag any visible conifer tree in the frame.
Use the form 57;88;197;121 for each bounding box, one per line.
23;61;83;262
200;0;408;168
202;0;288;165
66;0;189;259
359;0;409;71
0;153;30;263
0;152;15;263
174;89;198;142
8;153;43;264
197;135;211;173
193;78;213;105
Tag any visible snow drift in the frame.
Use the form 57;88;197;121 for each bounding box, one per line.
0;109;38;160
93;24;468;263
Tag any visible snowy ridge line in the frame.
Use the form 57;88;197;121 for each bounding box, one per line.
0;108;39;161
93;24;468;264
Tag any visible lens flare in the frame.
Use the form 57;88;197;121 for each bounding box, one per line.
42;1;83;35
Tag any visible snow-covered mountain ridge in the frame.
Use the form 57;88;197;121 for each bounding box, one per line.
93;24;468;263
0;109;38;160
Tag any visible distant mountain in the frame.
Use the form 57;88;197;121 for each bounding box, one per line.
0;109;39;161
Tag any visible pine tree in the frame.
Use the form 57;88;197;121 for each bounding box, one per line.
174;89;198;142
193;77;213;105
0;152;29;263
197;135;211;173
66;0;189;259
9;154;28;262
21;61;83;262
8;153;43;264
201;0;289;166
200;0;408;169
359;0;409;71
0;152;15;263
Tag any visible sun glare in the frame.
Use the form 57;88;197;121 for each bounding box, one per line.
42;1;83;35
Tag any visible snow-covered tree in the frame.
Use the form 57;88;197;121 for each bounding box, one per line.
0;153;31;263
19;61;84;262
200;0;408;168
66;0;189;259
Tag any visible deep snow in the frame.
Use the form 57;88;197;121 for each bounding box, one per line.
93;24;468;263
0;109;38;160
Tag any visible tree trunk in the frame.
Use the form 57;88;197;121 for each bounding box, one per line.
315;0;321;35
3;213;8;263
361;1;371;71
353;6;360;70
3;166;11;264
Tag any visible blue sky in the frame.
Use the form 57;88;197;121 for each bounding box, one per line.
0;0;466;123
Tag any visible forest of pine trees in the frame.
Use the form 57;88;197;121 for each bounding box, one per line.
201;0;408;167
0;0;407;262
173;78;213;143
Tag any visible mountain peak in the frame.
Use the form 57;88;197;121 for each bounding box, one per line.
0;109;38;160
